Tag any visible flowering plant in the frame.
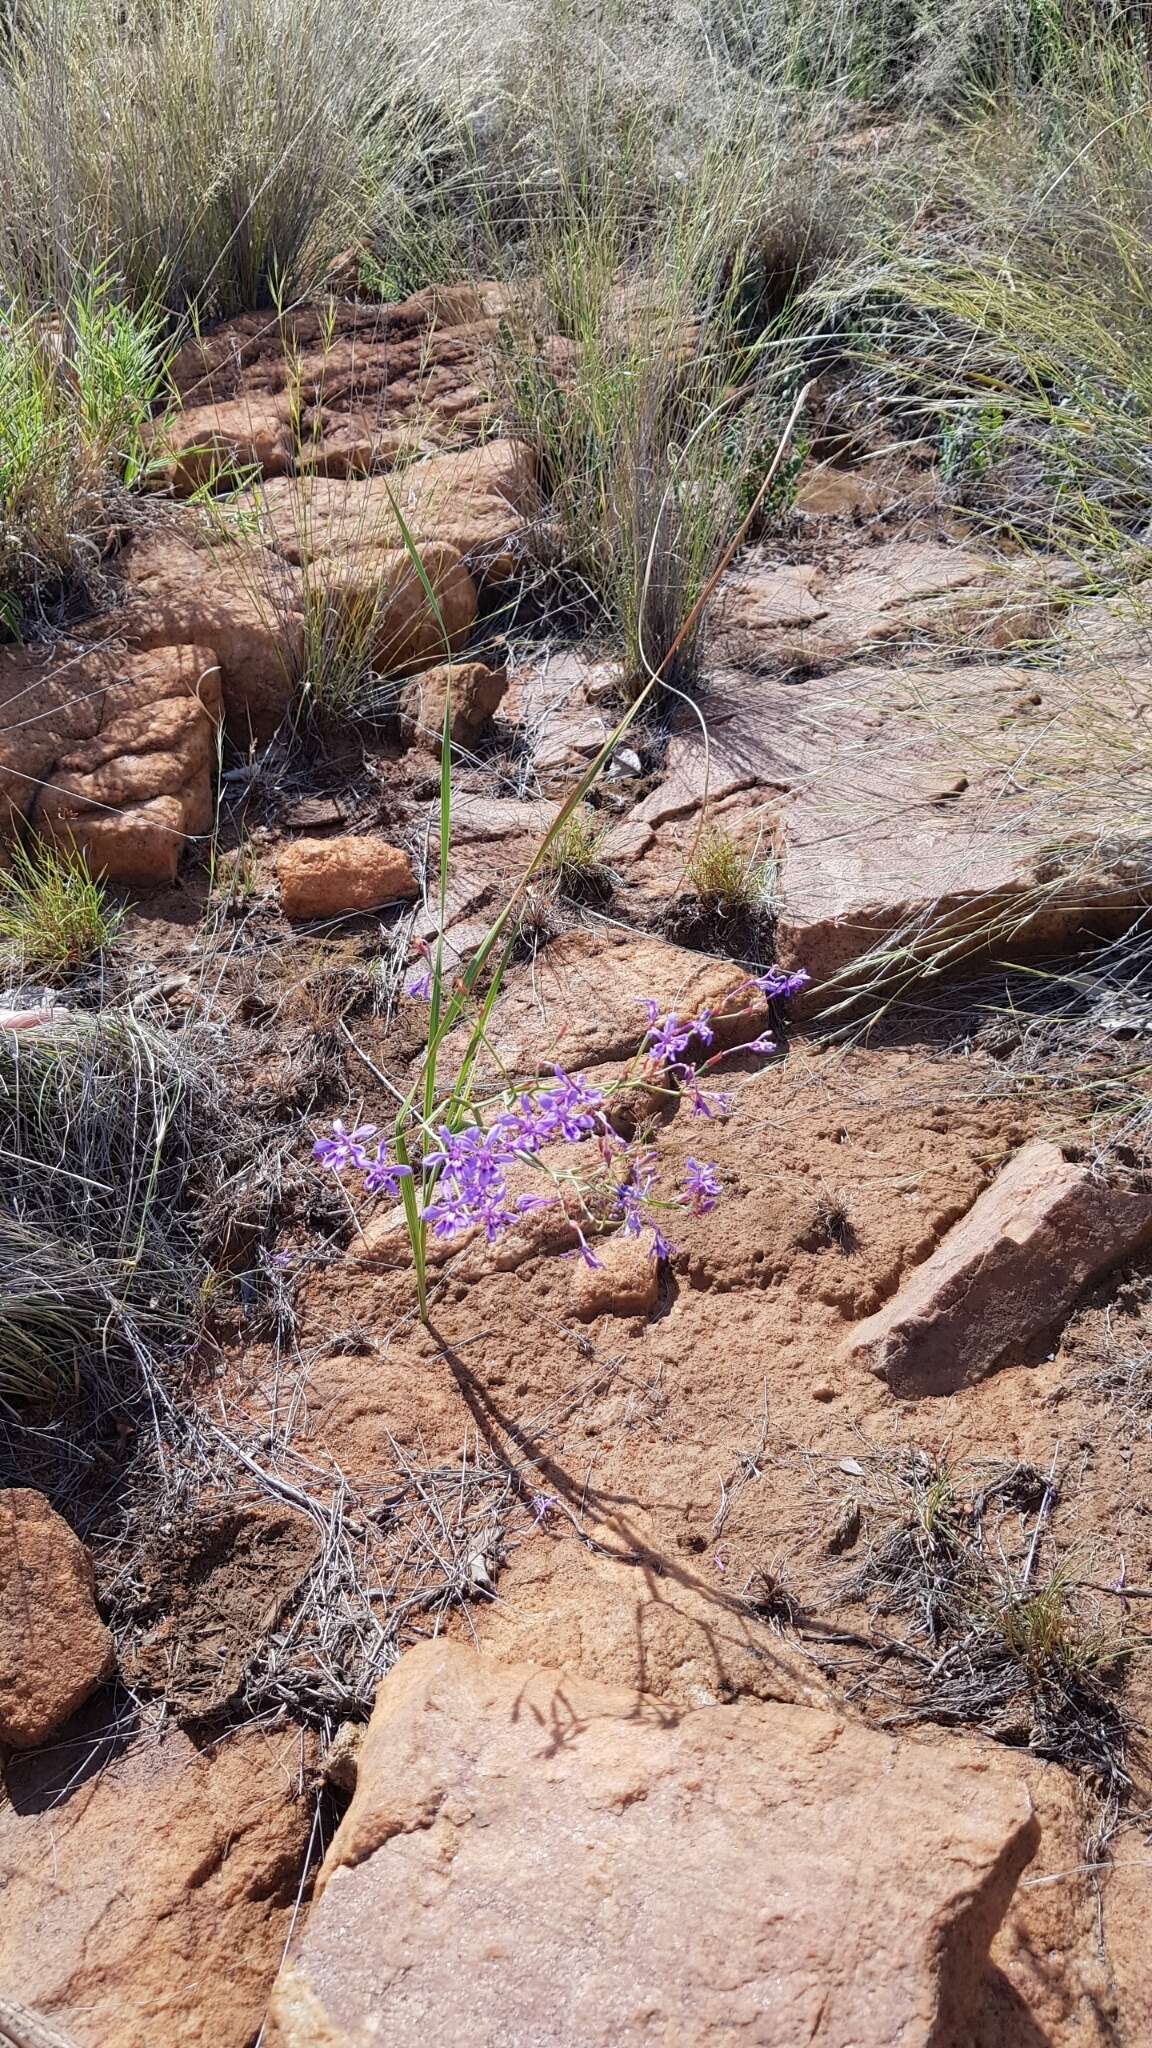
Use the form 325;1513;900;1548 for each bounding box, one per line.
310;408;811;1319
314;967;808;1307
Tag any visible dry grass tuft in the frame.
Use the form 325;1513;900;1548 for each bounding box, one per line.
0;1010;212;1433
838;1451;1134;1815
543;803;611;900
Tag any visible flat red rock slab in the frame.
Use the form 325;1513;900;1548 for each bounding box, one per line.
267;1638;1039;2048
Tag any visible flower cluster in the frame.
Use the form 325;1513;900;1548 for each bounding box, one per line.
636;962;809;1118
314;964;807;1269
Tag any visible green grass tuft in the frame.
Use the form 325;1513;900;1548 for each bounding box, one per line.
686;826;776;913
0;838;122;979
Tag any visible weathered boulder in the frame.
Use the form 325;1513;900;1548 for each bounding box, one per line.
0;639;223;885
117;525;303;737
34;645;223;886
168;289;510;459
724;540;1070;669
305;542;478;677
475;1535;830;1711
398;658;508;752
772;786;1149;993
845;1139;1152;1396
266;1639;1039;2048
443;928;768;1084
152;395;295;495
569;1230;661;1319
276;833;418;921
0;1713;312;2047
0;1490;114;1748
246;438;536;583
119;524;478;731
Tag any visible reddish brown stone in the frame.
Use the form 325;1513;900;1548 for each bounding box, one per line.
266;1640;1039;2048
0;1715;312;2046
276;834;418;921
844;1139;1152;1396
398;658;508;752
0;1490;114;1749
569;1230;661;1320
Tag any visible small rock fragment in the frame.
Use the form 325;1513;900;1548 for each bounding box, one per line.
569;1232;661;1321
844;1139;1152;1396
398;659;508;752
0;1489;115;1748
322;1721;363;1795
276;834;418;921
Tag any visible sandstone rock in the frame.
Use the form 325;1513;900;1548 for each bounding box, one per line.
443;929;769;1084
168;290;503;411
246;439;536;583
306;542;478;677
117;526;303;738
844;1139;1152;1396
0;638;223;884
118;523;479;733
633;729;759;828
386;439;538;579
277;834;418;921
0;1712;312;2048
570;1230;661;1319
476;1536;830;1710
0;1490;114;1748
32;644;222;886
398;659;508;751
773;785;1149;993
154;396;294;495
266;1639;1038;2048
297;410;431;479
724;540;1069;669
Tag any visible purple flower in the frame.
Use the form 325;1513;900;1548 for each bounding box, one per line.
312;1119;377;1172
406;966;433;1001
421;1124;519;1243
612;1151;658;1237
687;1078;733;1118
494;1070;607;1153
363;1144;414;1198
683;1158;722;1214
642;1011;694;1065
648;1225;675;1262
750;966;810;1002
572;1226;602;1268
641;1004;720;1067
744;1032;778;1056
531;1492;558;1523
